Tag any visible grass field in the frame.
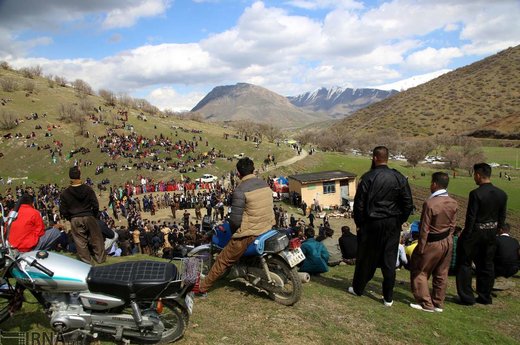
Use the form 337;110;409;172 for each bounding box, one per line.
1;252;518;345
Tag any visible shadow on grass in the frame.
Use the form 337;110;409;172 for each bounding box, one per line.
311;270;415;305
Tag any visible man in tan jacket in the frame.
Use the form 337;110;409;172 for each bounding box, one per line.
410;172;458;312
200;157;275;292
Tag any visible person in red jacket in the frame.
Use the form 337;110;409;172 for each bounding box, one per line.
8;193;62;252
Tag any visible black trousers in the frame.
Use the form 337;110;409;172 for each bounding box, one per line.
352;217;400;302
456;228;497;304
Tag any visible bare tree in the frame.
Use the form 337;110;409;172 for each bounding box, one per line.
257;123;282;142
19;65;42;78
54;75;68;87
23;80;36;94
117;93;133;108
57;103;79;123
402;139;435;167
98;89;116;106
0;110;18;130
79;98;94;115
0;77;18;92
72;79;94;98
0;61;11;70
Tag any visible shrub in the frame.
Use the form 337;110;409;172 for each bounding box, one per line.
0;77;18;92
0;110;18;130
19;65;42;78
23;80;36;93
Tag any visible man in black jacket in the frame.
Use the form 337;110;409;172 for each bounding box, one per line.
456;163;507;305
60;166;106;264
348;146;413;306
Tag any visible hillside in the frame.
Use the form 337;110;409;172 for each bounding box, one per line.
0;68;294;188
288;87;397;118
191;83;327;128
334;45;520;138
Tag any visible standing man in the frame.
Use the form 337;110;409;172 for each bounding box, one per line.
348;146;413;306
410;172;458;312
456;163;507;305
60;166;106;264
199;157;275;292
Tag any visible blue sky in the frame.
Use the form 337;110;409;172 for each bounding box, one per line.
1;0;519;110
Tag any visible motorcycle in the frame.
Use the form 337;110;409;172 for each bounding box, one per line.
189;219;305;306
0;202;199;344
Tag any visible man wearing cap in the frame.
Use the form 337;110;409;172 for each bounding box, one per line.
59;166;106;264
410;172;458;312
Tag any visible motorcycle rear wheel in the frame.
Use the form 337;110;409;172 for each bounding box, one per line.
157;300;189;344
265;256;302;306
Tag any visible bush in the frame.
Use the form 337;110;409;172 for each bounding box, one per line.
0;61;11;70
0;110;18;130
0;77;18;92
54;75;67;87
23;80;36;93
72;79;94;98
19;65;42;79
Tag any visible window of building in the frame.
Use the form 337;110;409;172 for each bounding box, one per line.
323;181;336;194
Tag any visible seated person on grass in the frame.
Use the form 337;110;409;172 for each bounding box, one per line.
299;227;329;275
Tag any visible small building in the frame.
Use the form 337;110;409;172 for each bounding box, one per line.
288;170;357;210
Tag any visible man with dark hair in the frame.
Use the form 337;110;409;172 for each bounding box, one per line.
9;193;62;252
410;172;458;312
348;146;413;307
494;224;519;279
338;225;357;264
200;157;275;292
456;162;507;305
60;166;106;264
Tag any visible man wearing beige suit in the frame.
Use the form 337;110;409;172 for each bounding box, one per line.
410;172;458;312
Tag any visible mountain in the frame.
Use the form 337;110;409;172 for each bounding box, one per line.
332;45;520;139
191;83;325;127
288;87;397;118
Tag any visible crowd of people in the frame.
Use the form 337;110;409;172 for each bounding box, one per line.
0;148;518;314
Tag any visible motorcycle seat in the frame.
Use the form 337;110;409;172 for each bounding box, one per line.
243;229;279;256
87;261;181;301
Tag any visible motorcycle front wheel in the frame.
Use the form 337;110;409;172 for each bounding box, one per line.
157;300;189;344
265;256;302;306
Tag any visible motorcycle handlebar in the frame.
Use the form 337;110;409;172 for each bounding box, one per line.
29;258;54;277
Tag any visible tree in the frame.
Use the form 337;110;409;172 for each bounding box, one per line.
0;110;18;130
98;89;116;106
19;65;42;78
72;79;93;98
257;123;282;142
54;75;67;87
402;139;435;167
0;77;18;92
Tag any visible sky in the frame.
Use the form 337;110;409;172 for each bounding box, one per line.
0;0;519;111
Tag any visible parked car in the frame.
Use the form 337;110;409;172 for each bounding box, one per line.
197;174;218;183
233;153;245;159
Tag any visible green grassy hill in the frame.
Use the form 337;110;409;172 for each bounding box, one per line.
0;67;294;189
334;45;520;139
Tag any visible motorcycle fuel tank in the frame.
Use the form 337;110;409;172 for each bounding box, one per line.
12;251;91;292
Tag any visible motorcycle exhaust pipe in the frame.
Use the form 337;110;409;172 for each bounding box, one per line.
298;272;310;283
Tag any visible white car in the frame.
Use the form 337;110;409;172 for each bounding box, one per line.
197;174;218;183
233;153;245;159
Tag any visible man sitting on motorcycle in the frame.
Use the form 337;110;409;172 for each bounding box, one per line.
199;157;275;292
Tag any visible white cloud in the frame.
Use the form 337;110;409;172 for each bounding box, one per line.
405;47;463;71
284;0;363;10
147;87;205;111
103;0;171;29
1;0;519;108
